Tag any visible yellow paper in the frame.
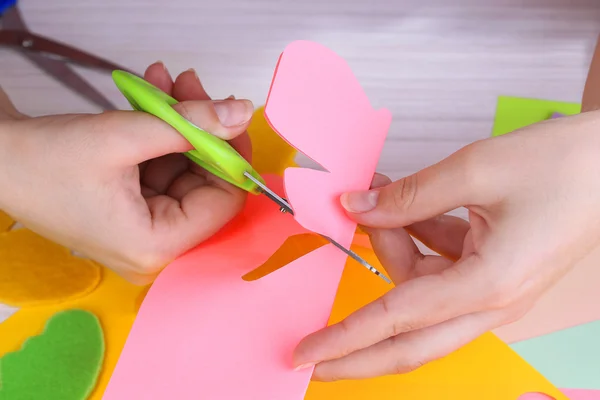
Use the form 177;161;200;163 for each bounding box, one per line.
0;229;101;307
0;210;14;232
248;106;298;175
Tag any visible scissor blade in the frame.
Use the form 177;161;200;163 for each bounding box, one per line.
243;172;391;283
21;51;117;110
321;235;392;284
0;29;137;75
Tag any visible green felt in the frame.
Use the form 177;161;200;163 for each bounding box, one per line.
0;309;104;400
510;320;600;390
492;96;581;137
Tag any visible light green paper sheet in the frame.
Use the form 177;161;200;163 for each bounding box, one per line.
510;320;600;390
492;96;581;137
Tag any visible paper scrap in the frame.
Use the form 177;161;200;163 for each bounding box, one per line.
0;309;104;400
510;320;600;390
0;229;101;307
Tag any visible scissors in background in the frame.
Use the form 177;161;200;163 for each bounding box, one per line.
0;0;137;110
112;70;392;284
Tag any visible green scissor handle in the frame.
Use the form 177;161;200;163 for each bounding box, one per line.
112;70;264;194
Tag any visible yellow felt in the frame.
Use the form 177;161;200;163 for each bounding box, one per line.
0;210;14;232
304;246;565;400
0;267;147;400
248;106;298;175
0;229;101;307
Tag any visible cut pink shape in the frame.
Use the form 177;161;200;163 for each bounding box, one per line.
520;389;600;400
265;40;391;243
104;41;390;399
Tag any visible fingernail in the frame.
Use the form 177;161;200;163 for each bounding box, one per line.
294;362;315;371
226;94;236;100
213;99;253;127
155;60;170;76
341;190;379;213
186;68;199;82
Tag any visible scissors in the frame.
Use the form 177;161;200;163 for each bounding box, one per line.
0;0;136;110
112;70;391;284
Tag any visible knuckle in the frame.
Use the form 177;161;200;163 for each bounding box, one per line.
390;174;418;213
376;296;415;337
392;351;426;375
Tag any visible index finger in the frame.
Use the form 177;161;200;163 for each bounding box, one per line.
342;141;499;229
293;254;488;368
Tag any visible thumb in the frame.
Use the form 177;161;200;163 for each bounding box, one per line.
103;99;254;164
341;143;492;228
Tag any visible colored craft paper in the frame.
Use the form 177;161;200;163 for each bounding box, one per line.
0;267;146;400
248;106;298;175
303;245;565;400
0;210;13;232
0;229;101;307
265;40;390;244
551;112;564;119
242;233;328;281
510;321;600;390
0;309;104;400
491;96;580;137
104;41;390;399
490;96;600;344
103;176;350;399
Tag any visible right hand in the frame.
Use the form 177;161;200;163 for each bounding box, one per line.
0;63;253;284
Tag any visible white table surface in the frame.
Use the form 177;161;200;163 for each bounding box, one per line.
1;0;600;335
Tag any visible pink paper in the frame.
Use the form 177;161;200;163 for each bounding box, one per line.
104;41;390;399
520;389;600;400
265;40;391;243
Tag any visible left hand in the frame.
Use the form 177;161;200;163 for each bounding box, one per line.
292;111;600;380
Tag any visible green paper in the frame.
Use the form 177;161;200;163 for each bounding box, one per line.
510;320;600;390
0;309;104;400
492;96;581;137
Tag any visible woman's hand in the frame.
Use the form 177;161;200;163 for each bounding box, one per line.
293;110;600;380
0;62;254;284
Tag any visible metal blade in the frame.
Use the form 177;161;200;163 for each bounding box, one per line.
244;172;391;283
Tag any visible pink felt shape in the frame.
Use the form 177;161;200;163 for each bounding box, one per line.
104;41;390;399
520;389;600;400
265;40;391;241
